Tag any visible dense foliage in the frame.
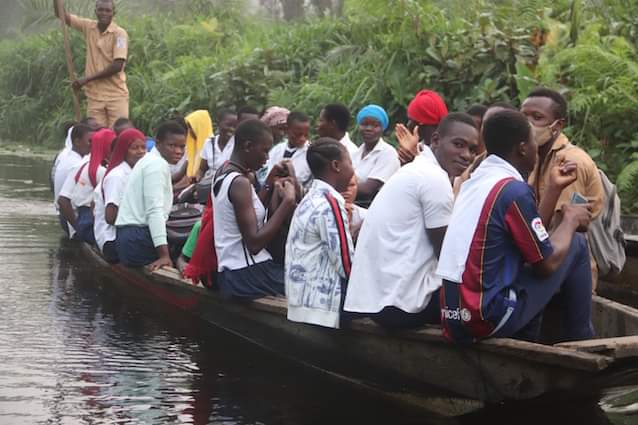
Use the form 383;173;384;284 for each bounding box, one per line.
1;0;638;210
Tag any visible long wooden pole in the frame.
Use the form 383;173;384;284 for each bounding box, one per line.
55;0;82;121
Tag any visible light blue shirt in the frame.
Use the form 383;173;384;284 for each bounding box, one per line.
116;149;173;247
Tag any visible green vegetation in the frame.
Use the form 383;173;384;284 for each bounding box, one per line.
2;0;638;210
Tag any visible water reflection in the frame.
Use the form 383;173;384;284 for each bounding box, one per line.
0;153;636;424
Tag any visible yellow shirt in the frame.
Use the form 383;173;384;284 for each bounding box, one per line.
528;134;604;223
69;14;128;101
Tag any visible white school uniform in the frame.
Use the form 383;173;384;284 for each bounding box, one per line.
351;138;400;184
344;146;453;314
58;161;106;237
339;133;358;157
93;162;132;251
53;150;84;207
200;135;235;177
266;141;313;189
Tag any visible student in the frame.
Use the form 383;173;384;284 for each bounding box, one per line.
437;109;594;343
286;138;355;328
466;104;488;133
344;113;479;329
316;103;360;227
352;104;400;204
522;87;604;287
113;117;134;135
54;0;129;128
261;106;290;146
213;119;297;299
316;103;358;156
453;102;517;196
199;109;238;179
58;128;116;242
115;121;186;269
396;90;449;165
184;110;214;182
94;128;146;263
53;124;93;207
266;111;313;190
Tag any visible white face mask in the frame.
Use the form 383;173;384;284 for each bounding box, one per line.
531;121;559;146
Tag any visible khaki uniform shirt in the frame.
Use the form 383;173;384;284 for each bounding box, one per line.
69;14;128;101
528;134;603;223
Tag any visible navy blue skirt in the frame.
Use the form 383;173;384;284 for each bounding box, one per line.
218;260;285;300
75;206;95;244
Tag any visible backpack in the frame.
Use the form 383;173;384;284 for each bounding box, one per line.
588;169;626;278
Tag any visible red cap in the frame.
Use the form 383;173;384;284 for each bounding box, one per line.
407;90;448;126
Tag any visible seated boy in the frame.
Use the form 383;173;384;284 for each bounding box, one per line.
286;138;355;329
115;121;187;269
344;113;479;329
266;112;313;190
437;110;594;343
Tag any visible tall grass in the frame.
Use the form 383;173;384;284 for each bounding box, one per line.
2;0;638;211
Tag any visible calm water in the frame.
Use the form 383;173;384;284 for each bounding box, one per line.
0;153;637;425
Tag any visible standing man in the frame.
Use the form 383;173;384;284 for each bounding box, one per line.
54;0;129;128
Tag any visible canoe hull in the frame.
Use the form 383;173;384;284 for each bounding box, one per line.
78;244;638;408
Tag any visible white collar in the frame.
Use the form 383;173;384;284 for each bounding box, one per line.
474;154;524;182
312;178;345;204
358;138;387;155
339;133;352;145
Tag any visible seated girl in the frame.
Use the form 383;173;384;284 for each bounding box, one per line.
285;138;355;329
351;105;400;206
94;128;147;263
213;119;297;300
58;128;116;243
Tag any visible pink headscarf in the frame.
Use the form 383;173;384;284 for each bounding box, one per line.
407;90;449;126
261;106;290;127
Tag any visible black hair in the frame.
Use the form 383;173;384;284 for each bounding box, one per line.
436;112;478;137
71;123;93;142
234;119;272;149
80;117;96;125
306;138;346;177
483;110;531;158
217;108;237;122
322;104;351;132
237;106;259;118
489;101;517;110
113;117;133;129
527;87;568;120
287;111;310;126
62;120;77;135
466;104;488;119
156;120;187;142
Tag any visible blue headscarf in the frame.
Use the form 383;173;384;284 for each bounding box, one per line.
356;104;389;131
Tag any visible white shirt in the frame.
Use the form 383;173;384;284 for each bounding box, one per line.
436;155;525;283
339;133;358;157
213;171;272;271
200;135;235;176
58;160;106;237
94;162;132;251
344;146;453;314
351;138;400;184
53;150;84;207
285;179;354;329
267;141;313;189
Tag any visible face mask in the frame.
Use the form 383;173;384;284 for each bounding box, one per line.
531;121;558;146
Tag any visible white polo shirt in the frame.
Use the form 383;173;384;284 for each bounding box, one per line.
339;133;358;157
351;138;400;184
267;141;313;189
200;135;235;176
344;146;453;314
53;150;85;207
94;162;132;251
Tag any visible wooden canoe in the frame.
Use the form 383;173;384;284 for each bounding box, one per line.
78;243;638;411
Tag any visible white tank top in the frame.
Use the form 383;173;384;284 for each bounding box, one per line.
213;171;272;271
